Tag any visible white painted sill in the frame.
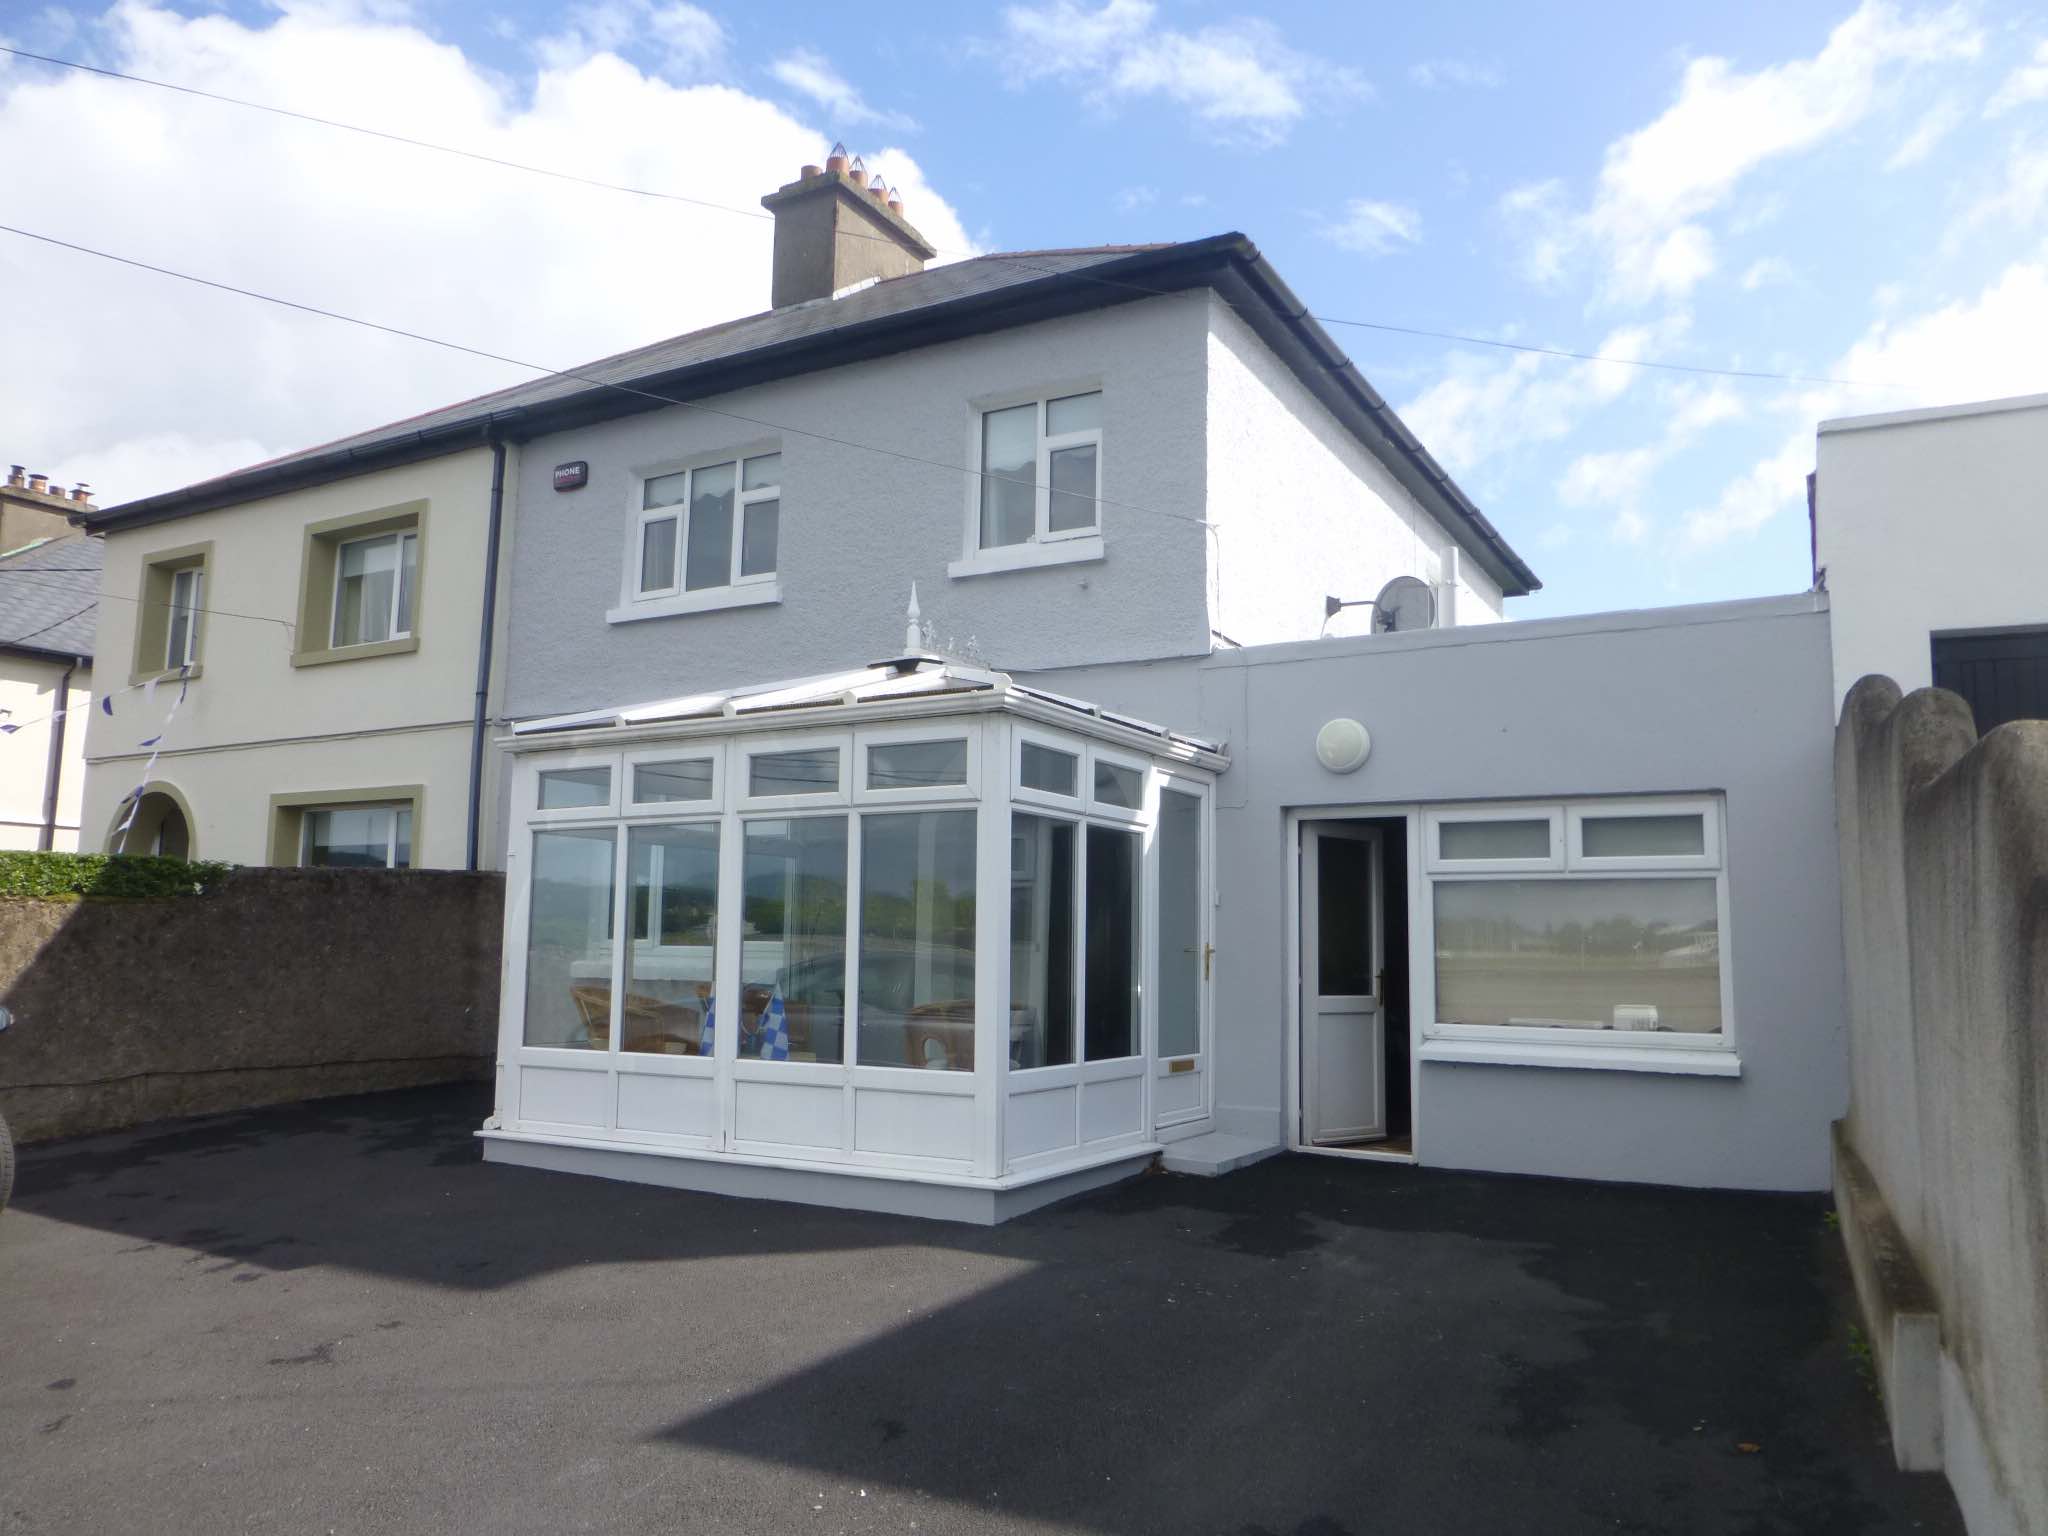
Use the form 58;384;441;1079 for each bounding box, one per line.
607;582;781;625
948;537;1104;580
1418;1037;1743;1077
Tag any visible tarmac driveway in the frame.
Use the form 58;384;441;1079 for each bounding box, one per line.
0;1085;1960;1535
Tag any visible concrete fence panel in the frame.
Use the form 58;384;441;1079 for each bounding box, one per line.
1835;674;2048;1535
0;867;503;1142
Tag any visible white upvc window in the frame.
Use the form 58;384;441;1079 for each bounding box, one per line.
165;566;202;670
301;802;413;869
633;452;780;603
973;389;1102;553
331;530;419;648
1420;796;1737;1074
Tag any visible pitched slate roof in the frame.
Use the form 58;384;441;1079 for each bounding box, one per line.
0;535;100;660
81;236;1539;595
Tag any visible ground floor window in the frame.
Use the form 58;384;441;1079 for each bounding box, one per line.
859;809;977;1070
741;816;849;1062
1422;797;1729;1052
301;803;413;868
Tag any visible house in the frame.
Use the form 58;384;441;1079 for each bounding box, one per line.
464;160;1844;1220
1813;390;2048;729
73;439;517;867
0;467;99;851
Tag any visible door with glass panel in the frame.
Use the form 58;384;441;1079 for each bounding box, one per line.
1152;780;1210;1130
1301;822;1385;1146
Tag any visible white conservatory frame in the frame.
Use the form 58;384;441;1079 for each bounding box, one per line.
479;656;1226;1223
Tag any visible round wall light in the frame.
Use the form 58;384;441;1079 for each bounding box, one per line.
1315;717;1371;774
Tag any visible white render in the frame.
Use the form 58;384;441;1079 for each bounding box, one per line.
0;654;91;850
1203;295;1503;647
1814;390;2048;714
80;446;517;866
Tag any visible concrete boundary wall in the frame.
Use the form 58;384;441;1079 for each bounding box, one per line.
0;868;503;1142
1835;675;2048;1534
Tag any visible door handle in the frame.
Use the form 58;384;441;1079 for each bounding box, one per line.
1205;942;1215;981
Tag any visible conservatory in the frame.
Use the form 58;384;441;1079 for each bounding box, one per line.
478;653;1226;1223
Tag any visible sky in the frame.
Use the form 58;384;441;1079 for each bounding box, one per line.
1;0;2045;619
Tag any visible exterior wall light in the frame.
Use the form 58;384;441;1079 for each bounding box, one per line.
1315;718;1371;774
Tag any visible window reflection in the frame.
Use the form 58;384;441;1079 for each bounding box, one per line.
621;824;719;1055
740;818;848;1061
1011;813;1075;1068
525;827;615;1049
859;810;977;1070
1085;824;1141;1059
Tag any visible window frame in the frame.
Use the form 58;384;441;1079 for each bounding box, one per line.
527;751;622;823
266;784;424;868
621;448;782;620
166;565;203;670
1012;725;1085;812
1085;743;1150;826
299;801;413;869
623;745;724;816
328;528;419;650
736;729;852;811
1418;794;1736;1067
292;501;427;669
855;722;978;805
952;384;1107;579
130;541;211;686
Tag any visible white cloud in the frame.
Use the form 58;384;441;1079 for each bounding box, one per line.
1115;185;1158;211
1741;256;1796;289
1682;253;2048;548
990;0;1367;147
1509;2;1981;304
1409;58;1499;91
1951;134;2048;242
1398;318;1683;475
1317;199;1421;256
1556;383;1746;542
1986;38;2048;116
1887;95;1964;167
0;1;976;505
534;0;726;77
768;47;917;132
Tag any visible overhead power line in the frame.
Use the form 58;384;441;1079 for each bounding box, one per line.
0;41;1885;392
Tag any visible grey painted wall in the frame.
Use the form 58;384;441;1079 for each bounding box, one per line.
1027;593;1847;1193
503;295;1214;719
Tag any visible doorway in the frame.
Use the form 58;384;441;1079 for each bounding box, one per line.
1296;815;1412;1157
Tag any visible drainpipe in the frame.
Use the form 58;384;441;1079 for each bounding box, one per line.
465;438;508;872
37;657;78;851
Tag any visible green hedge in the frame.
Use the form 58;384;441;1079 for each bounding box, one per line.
0;851;233;901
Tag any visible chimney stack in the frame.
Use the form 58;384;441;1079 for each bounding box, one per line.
760;145;936;308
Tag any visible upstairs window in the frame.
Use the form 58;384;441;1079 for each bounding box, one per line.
637;452;780;598
130;542;210;683
166;566;203;669
332;530;419;648
978;390;1101;550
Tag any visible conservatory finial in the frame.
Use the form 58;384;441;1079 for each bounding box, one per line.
905;583;922;652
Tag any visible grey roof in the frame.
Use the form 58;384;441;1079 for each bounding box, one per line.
0;534;100;660
249;248;1154;476
83;236;1539;595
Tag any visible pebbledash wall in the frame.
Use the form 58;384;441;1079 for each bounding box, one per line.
501;291;1501;720
0;868;503;1141
1022;591;1846;1191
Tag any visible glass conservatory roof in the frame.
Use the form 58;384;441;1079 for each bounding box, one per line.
510;653;1228;764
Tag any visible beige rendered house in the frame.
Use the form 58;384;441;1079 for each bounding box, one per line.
75;442;517;868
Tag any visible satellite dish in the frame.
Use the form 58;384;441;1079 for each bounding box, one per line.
1372;575;1438;634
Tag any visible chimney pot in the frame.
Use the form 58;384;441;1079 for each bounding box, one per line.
869;181;888;201
848;154;867;188
888;194;904;214
73;482;90;504
5;465;23;487
760;155;935;308
27;473;47;493
800;163;823;180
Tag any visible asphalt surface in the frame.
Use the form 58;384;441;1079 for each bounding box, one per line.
0;1085;1962;1536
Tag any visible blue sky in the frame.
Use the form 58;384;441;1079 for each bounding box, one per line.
3;0;2046;617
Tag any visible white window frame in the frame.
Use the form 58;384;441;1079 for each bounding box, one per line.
1006;799;1084;1079
855;723;979;805
614;448;782;624
735;729;852;811
1422;803;1565;873
528;752;622;823
329;529;418;650
1417;794;1737;1075
166;565;202;670
624;745;724;817
1085;744;1150;826
951;385;1106;579
1011;725;1085;812
624;814;721;948
299;801;413;869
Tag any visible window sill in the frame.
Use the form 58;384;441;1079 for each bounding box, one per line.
127;663;202;688
607;583;781;625
948;537;1104;580
1418;1037;1742;1077
291;636;420;668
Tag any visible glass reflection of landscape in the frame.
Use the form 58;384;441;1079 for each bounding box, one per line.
1434;877;1722;1033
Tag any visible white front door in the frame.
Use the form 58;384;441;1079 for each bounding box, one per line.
1301;822;1385;1146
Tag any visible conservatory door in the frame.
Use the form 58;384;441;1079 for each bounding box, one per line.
1300;821;1386;1146
1152;779;1211;1130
